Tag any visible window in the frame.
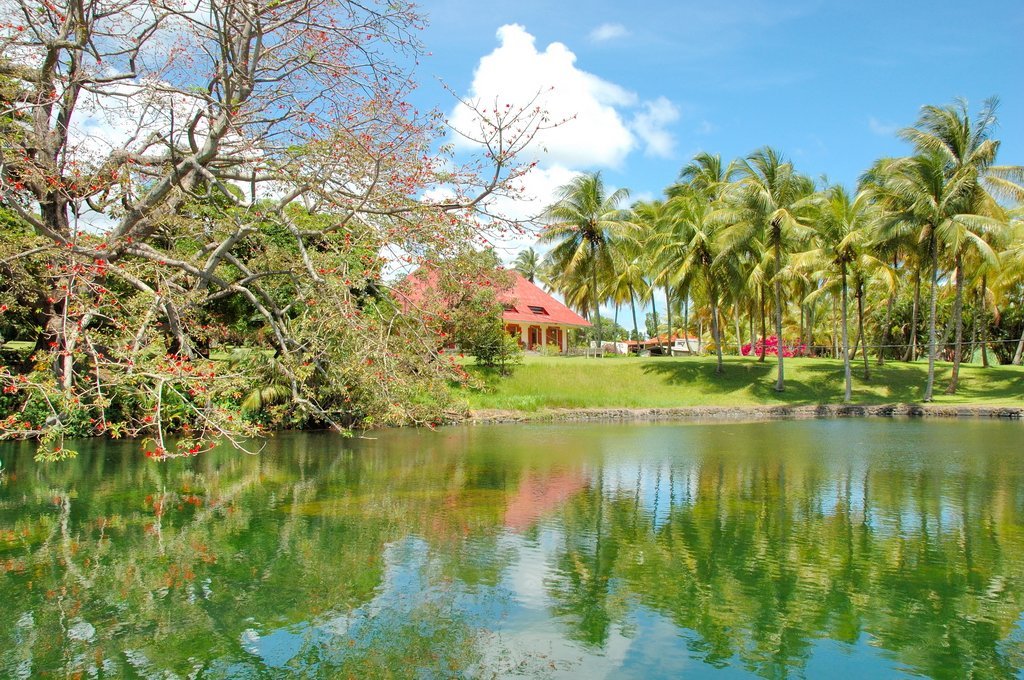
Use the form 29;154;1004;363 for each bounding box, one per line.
528;305;548;315
503;304;517;313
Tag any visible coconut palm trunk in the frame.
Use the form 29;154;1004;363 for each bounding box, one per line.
980;276;990;368
946;253;965;394
734;308;743;355
924;235;939;402
711;294;724;373
841;266;852;403
629;285;640;345
759;288;767;362
879;283;895;366
773;240;785;392
590;242;603;348
904;270;921;362
664;285;673;352
857;285;870;380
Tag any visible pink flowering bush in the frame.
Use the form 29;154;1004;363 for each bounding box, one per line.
741;336;809;358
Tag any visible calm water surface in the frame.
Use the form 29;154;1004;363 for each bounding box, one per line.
1;419;1023;678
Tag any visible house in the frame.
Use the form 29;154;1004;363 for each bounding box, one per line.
499;272;592;352
402;268;591;353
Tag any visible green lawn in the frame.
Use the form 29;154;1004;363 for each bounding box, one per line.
462;354;1024;412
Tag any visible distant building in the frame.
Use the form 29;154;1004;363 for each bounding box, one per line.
402;269;591;353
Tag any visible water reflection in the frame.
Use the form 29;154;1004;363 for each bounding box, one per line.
1;420;1023;678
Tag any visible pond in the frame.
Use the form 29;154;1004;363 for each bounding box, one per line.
1;419;1023;678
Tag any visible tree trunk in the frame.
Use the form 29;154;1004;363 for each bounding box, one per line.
832;294;839;359
748;300;755;355
924;236;939;402
773;240;785;392
711;288;723;373
734;306;742;355
1013;331;1024;366
980;275;990;368
857;284;870;381
878;289;894;366
945;253;964;394
664;284;673;352
683;295;689;345
590;249;603;348
629;284;640;345
904;269;920;362
759;287;767;362
969;286;979;363
841;266;852;403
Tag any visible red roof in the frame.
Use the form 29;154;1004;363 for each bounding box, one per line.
400;268;591;328
500;272;591;328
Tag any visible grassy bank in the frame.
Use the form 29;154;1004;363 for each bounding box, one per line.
462;355;1024;412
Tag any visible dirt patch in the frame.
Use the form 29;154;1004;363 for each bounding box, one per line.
467;404;1024;425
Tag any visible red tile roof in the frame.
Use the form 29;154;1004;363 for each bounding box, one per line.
400;267;591;328
500;272;591;328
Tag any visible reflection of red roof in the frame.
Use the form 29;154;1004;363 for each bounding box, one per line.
501;272;590;328
401;268;591;328
504;469;587;532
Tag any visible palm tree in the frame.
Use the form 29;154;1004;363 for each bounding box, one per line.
637;199;684;351
899;98;1022;393
541;173;631;347
871;153;987;401
607;232;651;344
721;147;815;391
665;191;728;372
798;186;878;401
513;247;540;283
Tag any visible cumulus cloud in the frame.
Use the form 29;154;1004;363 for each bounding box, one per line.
450;24;678;172
631;97;680;157
589;22;629;42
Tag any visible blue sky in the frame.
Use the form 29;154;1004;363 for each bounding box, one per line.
406;0;1022;260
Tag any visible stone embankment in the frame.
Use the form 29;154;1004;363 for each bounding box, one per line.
468;404;1024;424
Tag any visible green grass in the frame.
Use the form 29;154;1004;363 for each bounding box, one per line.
462;355;1024;412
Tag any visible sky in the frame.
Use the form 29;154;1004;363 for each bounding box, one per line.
405;0;1024;264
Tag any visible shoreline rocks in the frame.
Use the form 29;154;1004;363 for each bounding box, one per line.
467;404;1024;425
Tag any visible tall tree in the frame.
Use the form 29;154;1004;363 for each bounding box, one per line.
513;247;540;283
541;173;631;347
721;148;815;391
899;98;1021;393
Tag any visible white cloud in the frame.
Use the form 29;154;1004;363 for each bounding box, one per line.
631;97;680;158
450;24;678;170
449;24;679;257
869;116;899;137
589;22;629;42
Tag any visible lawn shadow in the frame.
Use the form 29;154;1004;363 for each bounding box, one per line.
795;359;1024;403
640;357;831;405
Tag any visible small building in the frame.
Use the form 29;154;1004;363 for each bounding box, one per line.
402;268;591;353
627;334;701;356
499;273;592;352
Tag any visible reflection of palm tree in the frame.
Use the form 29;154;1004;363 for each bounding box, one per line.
547;469;620;647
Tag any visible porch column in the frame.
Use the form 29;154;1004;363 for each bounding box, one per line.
521;326;529;348
541;325;547;350
562;327;567;353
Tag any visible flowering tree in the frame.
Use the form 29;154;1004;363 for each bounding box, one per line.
0;0;551;457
